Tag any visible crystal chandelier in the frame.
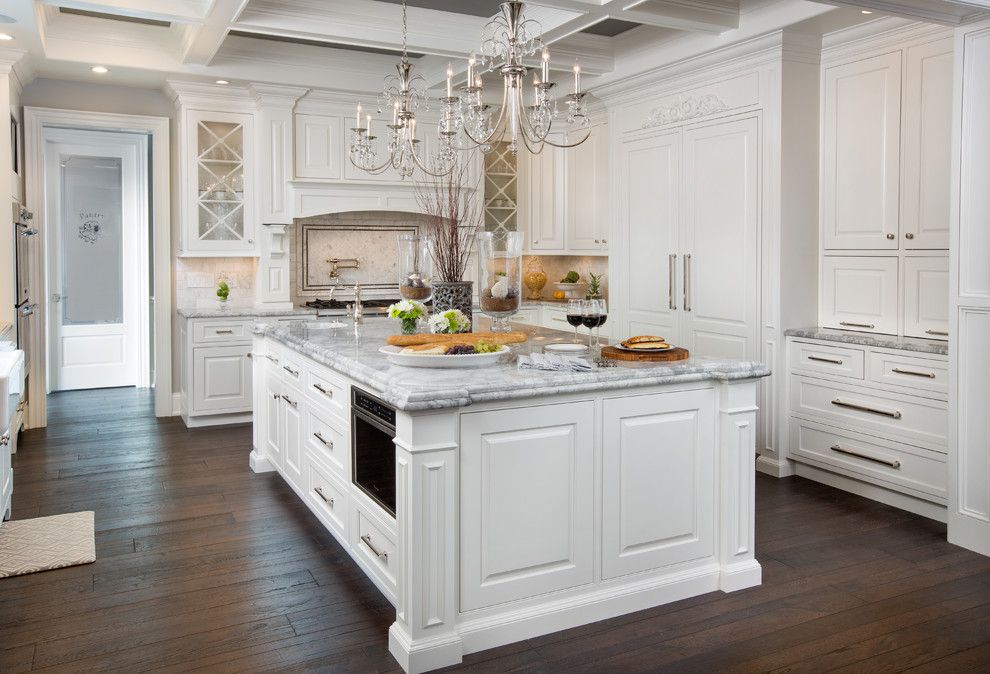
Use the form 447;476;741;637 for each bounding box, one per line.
348;0;458;178
446;0;591;155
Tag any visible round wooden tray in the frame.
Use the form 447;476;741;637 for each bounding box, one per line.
600;345;690;362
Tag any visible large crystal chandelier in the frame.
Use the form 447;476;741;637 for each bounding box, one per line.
348;0;458;178
447;1;591;155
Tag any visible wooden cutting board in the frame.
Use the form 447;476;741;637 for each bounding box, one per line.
600;345;690;362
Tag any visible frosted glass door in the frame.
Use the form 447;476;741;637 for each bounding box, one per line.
197;121;245;242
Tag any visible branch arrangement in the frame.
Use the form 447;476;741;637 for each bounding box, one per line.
415;158;481;283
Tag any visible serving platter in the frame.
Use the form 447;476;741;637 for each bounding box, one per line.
379;345;511;368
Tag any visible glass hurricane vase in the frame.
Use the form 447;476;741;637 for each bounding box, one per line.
397;234;433;303
477;231;523;333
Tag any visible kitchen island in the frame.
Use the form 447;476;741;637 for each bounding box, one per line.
251;319;769;674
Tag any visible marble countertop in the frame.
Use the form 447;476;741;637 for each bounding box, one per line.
177;306;318;319
785;327;948;356
257;319;770;411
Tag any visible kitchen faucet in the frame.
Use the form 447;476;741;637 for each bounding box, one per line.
349;284;364;323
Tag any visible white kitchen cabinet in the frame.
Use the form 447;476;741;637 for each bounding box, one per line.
903;256;949;340
901;39;953;250
279;383;305;489
191;345;253;414
179;109;256;256
821;256;898;334
264;375;283;470
822;52;902;251
602;389;715;579
459;401;595;611
294;113;342;180
567;130;609;251
525;142;567;251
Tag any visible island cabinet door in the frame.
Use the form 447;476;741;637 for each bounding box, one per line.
601;389;715;580
265;377;283;470
460;402;595;612
279;384;305;489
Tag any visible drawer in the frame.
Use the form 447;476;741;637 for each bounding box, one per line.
788;418;946;502
305;407;349;479
353;501;397;596
512;307;541;326
306;456;349;540
789;375;947;450
868;352;948;396
306;366;348;418
542;305;572;331
277;351;306;385
788;340;865;380
192;319;255;344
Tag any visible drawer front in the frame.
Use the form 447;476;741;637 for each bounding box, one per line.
868;352;948;396
512;307;541;326
278;351;306;385
306;457;348;540
788;418;946;501
353;503;397;595
542;305;572;331
192;319;254;344
788;340;865;380
306;366;348;418
789;375;947;450
305;408;349;479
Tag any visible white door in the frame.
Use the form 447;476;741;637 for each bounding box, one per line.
619;130;681;340
903;256;949;339
680;117;760;359
45;130;148;391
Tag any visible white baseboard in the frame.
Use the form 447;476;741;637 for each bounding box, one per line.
171;392;182;417
756;453;794;478
249;450;276;473
181;412;252;428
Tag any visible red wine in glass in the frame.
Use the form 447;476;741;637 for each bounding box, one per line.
581;314;600;328
566;314;584;327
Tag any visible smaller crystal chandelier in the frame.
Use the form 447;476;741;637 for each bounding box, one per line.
349;0;458;178
446;1;591;155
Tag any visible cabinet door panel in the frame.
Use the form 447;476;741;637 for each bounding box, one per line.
265;377;282;469
192;345;252;413
602;390;715;579
680;117;759;359
460;402;594;611
821;256;898;334
527;145;566;251
567;129;607;251
823;53;902;250
903;256;949;340
620;131;680;340
280;385;304;489
294;114;342;180
901;40;953;249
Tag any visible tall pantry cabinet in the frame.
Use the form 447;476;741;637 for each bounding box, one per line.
602;31;823;473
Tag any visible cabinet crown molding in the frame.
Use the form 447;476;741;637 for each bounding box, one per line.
163;79;255;111
642;94;728;128
249;83;310;109
0;47;27;72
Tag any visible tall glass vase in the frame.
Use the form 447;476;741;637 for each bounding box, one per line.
397;234;433;302
477;232;523;333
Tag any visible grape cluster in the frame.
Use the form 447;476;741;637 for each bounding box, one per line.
445;344;477;355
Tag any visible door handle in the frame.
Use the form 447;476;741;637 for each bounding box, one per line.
668;254;677;310
683;254;692;312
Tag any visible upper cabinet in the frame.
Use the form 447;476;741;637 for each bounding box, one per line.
179;109;256;257
518;123;609;255
294;114;342;181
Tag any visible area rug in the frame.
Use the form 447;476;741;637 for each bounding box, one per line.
0;511;96;578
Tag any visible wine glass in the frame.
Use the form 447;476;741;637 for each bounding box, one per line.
596;299;608;348
566;300;583;342
581;300;601;349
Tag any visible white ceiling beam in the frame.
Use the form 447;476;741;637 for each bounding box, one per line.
816;0;990;25
181;0;250;66
38;0;208;24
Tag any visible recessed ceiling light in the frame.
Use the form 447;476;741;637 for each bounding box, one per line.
91;66;109;74
0;15;16;24
0;33;13;41
861;9;873;14
215;79;229;85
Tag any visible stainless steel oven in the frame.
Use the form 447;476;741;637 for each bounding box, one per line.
351;387;396;517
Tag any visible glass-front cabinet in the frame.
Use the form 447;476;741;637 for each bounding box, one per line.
180;109;256;256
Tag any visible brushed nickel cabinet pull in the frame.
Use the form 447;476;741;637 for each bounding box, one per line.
282;364;299;377
361;534;388;562
265;354;278;364
313;432;333;449
831;398;902;419
281;394;297;408
215;329;234;334
272;392;280;400
668;254;677;310
905;233;915;239
314;487;334;507
830;444;901;469
926;329;948;337
891;367;936;379
885;233;895;240
313;383;333;398
840;321;875;329
808;355;843;365
683;253;692;312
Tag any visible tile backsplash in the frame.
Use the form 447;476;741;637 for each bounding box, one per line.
523;255;609;299
174;257;257;310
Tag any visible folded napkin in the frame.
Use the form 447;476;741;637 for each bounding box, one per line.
518;353;593;372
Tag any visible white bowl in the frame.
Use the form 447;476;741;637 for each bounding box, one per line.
554;282;587;299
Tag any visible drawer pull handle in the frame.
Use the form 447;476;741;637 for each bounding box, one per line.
313;432;334;449
314;487;334;507
830;444;901;469
215;329;234;335
282;365;299;377
668;253;677;310
831;398;901;419
839;321;875;329
891;367;936;379
281;394;297;408
312;383;334;398
926;330;948;337
265;355;279;364
808;355;843;365
361;534;388;562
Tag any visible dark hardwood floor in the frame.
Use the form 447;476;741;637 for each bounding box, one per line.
2;388;989;673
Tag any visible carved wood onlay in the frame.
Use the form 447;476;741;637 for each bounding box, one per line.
642;94;729;128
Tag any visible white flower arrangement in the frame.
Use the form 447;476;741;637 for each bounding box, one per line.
387;299;426;320
429;309;470;334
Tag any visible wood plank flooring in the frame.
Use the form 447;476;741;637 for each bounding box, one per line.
1;387;989;673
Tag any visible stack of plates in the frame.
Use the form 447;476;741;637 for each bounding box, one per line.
544;343;590;356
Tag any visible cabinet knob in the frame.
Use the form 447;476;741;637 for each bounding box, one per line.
248;238;254;244
885;233;895;240
905;233;914;240
602;239;607;244
594;239;600;244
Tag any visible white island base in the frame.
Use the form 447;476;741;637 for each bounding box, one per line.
250;323;765;674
